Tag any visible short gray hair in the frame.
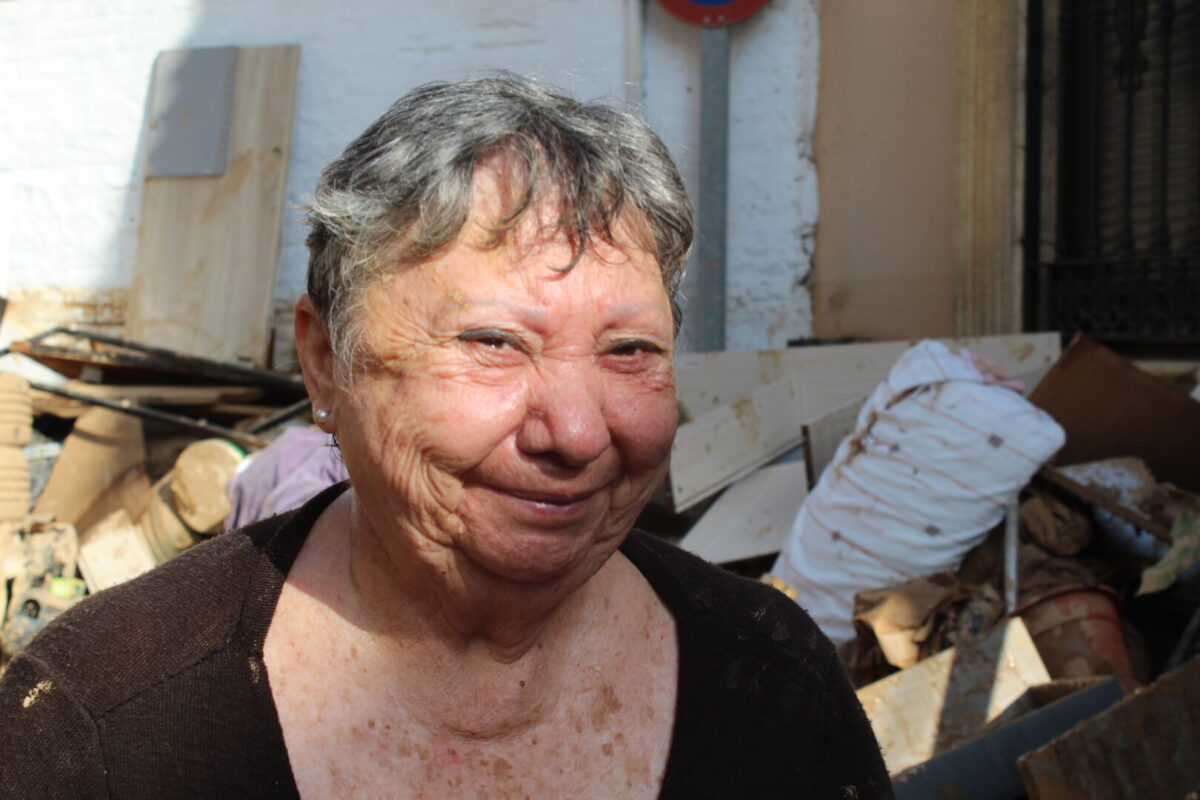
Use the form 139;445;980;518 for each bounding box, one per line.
305;75;694;375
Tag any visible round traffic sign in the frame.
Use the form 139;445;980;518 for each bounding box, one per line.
655;0;771;28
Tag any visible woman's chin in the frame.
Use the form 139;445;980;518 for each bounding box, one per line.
458;525;619;587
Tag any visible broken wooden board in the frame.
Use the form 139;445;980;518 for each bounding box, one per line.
78;508;159;593
677;459;808;564
670;376;805;512
125;44;300;366
33;408;146;527
1018;658;1200;800
857;617;1052;776
63;381;264;407
675;332;1061;420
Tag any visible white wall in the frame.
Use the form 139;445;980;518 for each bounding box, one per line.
645;0;819;351
0;0;817;358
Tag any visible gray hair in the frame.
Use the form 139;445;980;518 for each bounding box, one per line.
304;75;694;376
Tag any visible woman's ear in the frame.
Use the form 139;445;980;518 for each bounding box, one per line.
294;294;338;416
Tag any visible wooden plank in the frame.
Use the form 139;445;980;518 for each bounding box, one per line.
676;332;1061;420
857;617;1051;776
677;459;808;564
670;376;805;512
125;44;300;366
63;381;264;406
802;394;866;488
1018;658;1200;800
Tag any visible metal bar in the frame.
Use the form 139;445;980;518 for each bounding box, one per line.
1004;499;1020;614
29;326;304;392
1026;0;1046;331
245;397;312;435
1157;0;1175;252
1115;0;1149;255
1087;0;1103;258
696;25;730;352
30;380;269;450
1194;0;1200;251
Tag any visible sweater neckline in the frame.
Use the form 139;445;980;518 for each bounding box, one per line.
232;480;702;798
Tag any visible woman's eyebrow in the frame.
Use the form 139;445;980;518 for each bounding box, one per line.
438;296;549;325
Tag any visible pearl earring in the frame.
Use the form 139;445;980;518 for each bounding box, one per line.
314;409;331;424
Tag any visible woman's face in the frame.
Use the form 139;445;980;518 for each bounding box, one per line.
327;182;677;587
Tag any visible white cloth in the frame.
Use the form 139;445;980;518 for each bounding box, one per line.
772;340;1065;645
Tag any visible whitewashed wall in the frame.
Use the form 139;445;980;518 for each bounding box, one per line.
0;0;817;358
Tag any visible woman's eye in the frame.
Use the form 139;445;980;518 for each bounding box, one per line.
609;340;662;358
458;329;523;353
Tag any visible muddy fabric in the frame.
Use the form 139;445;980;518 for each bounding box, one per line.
1021;487;1095;557
0;483;892;800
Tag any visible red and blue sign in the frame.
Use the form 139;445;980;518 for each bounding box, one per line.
656;0;771;28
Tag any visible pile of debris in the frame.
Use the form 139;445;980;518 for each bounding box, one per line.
0;327;323;663
659;331;1200;799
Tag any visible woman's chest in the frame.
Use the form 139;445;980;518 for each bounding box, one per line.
269;654;676;799
263;590;679;798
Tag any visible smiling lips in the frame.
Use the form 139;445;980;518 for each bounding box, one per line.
486;484;608;522
500;487;597;506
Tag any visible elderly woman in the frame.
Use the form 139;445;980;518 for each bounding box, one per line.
0;76;890;798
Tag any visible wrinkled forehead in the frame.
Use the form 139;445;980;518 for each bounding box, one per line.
464;153;658;261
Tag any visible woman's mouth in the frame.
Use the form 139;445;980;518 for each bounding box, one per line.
482;484;607;526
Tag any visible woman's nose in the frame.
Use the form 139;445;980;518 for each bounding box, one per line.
517;362;611;468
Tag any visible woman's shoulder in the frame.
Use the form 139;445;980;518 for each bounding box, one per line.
4;509;297;716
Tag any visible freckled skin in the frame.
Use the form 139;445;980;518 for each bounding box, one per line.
265;165;680;798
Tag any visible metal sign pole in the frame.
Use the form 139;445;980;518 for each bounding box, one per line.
697;25;730;352
655;0;771;352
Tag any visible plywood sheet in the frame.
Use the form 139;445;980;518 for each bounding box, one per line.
857;617;1051;776
803;395;867;487
1018;658;1200;800
677;460;808;564
126;44;299;366
676;332;1061;420
670;376;806;511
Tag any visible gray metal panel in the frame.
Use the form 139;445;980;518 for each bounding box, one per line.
145;46;238;178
